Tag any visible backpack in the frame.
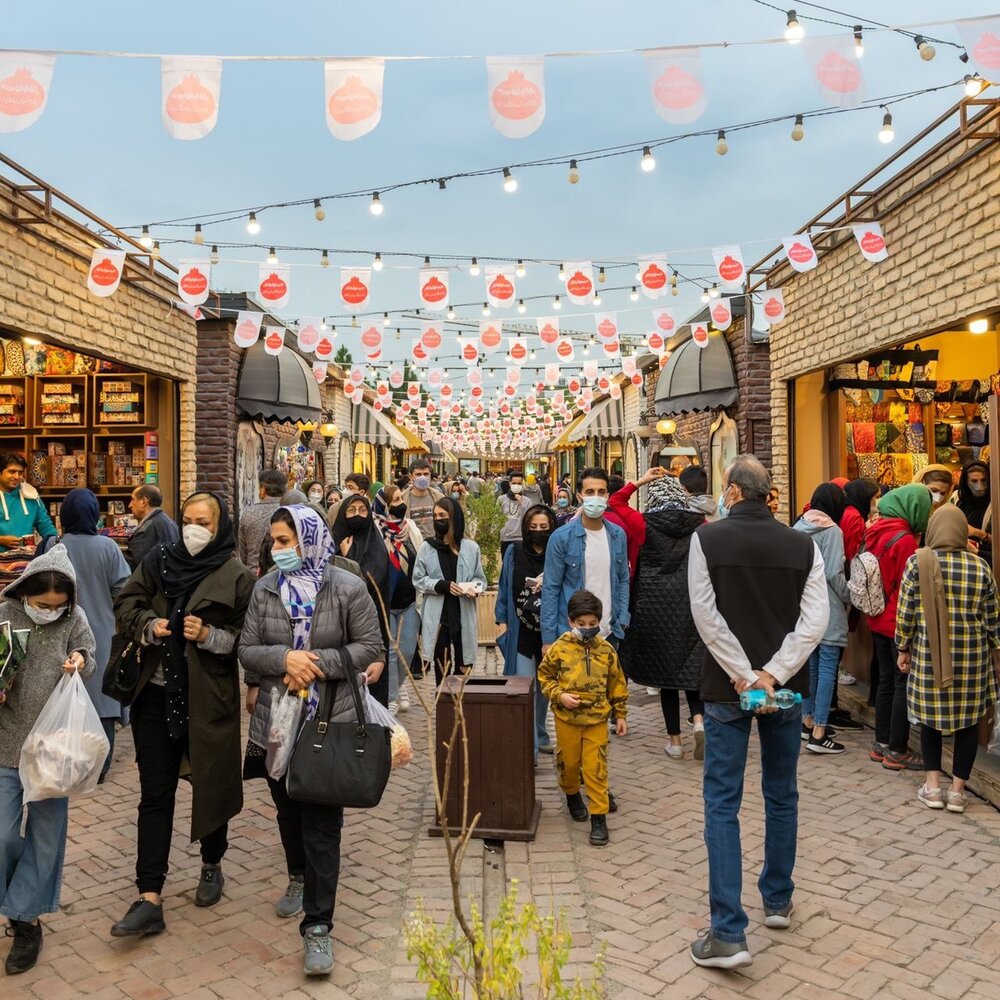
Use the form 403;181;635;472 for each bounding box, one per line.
848;531;908;616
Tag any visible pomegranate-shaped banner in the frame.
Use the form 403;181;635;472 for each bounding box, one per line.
340;267;371;308
420;320;444;352
603;340;620;357
544;363;560;384
506;367;522;386
297;316;323;354
348;366;365;386
802;35;865;108
388;365;404;389
479;321;502;351
594;313;619;342
177;259;211;306
360;323;383;353
644;48;706;125
263;327;285;357
234;310;263;348
0;53;56;134
609;382;622;400
555;338;575;362
324;58;384;141
852;223;889;264
691;323;710;349
485;266;516;309
597;375;611;392
759;288;786;325
350;384;364;405
161;57;222;140
956;17;1000;77
508;337;529;365
175;301;204;320
427;368;444;389
622;355;637;377
583;360;599;381
314;335;335;360
312;362;328;383
638;255;669;300
536;316;560;344
411;338;429;364
782;234;818;273
87;249;126;298
564;261;594;305
468;368;483;386
419;268;449;311
711;245;746;290
486;56;545;139
631;373;643;387
258;265;291;309
710;298;733;331
652;308;677;335
458;337;480;366
648;331;665;353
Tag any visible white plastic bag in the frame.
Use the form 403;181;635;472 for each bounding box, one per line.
989;709;1000;756
19;671;109;803
361;683;412;768
266;689;305;780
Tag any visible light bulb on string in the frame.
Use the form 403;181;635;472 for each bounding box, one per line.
151;241;161;261
915;35;935;61
320;250;329;268
470;257;481;276
246;212;260;235
878;109;895;144
853;26;864;58
447;306;456;320
583;344;590;355
670;270;678;288
715;130;729;155
210;245;219;265
516;259;526;278
370;192;384;216
266;247;278;265
395;328;402;341
568;159;580;184
502;167;518;193
383;312;390;327
598;266;606;284
700;288;710;304
139;225;152;249
553;295;562;311
193;223;204;246
373;252;383;271
785;10;804;44
630;286;639;302
640;146;656;172
558;263;567;282
710;284;720;299
791;114;805;141
517;299;526;314
321;320;328;331
314;199;326;222
352;316;358;328
424;255;431;266
530;350;537;360
482;303;491;317
593;292;602;306
964;74;985;97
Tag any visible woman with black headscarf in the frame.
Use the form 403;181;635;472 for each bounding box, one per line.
111;493;255;938
956;461;992;564
841;479;880;563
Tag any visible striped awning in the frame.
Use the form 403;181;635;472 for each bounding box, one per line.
567;396;625;444
396;424;429;452
352;401;407;449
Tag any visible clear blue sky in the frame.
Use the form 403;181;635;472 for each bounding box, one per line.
2;1;994;376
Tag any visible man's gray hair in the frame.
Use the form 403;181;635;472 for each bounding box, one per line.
725;455;771;503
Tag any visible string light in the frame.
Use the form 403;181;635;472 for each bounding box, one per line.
630;286;639;302
320;250;329;267
193;223;204;245
447;306;456;319
715;130;729;155
553;294;562;310
151;241;161;260
964;74;985;97
210;245;219;265
482;302;491;317
373;252;383;271
878;109;895;144
710;283;720;299
139;225;152;249
267;247;278;264
791;114;805;141
558;263;567;282
314;199;326;222
469;257;481;276
700;288;710;304
370;192;384;215
423;255;431;266
321;320;328;331
568;159;580;184
383;312;390;327
598;266;606;284
502;167;518;193
640;146;656;172
853;26;864;58
516;259;526;278
785;10;804;44
914;35;935;61
670;270;678;288
246;212;260;235
593;291;602;306
517;299;526;314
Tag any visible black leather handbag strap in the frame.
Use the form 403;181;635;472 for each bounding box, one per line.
316;648;367;733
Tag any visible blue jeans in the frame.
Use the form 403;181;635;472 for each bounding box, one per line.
0;767;69;921
388;604;420;703
703;701;802;944
803;644;841;729
513;653;551;752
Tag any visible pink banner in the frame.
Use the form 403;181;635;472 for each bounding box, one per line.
782;235;818;273
644;48;707;125
161;57;222;140
297;317;322;354
486;56;545;139
955;18;1000;77
324;58;384;141
234;310;263;348
802;35;865;108
853;223;889;263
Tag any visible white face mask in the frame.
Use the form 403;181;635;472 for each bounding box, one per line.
929;490;946;505
183;523;214;556
308;489;324;502
23;599;65;625
510;483;523;495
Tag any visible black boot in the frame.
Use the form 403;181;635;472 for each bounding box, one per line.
566;792;589;822
589;815;609;847
195;864;225;907
4;920;43;974
110;899;166;937
608;792;618;813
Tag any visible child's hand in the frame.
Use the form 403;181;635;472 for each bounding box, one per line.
559;692;581;709
616;718;628;737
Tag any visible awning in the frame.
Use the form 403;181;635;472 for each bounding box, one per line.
352;401;408;449
547;413;588;451
567;396;625;443
236;340;321;424
396;424;429;452
654;332;738;415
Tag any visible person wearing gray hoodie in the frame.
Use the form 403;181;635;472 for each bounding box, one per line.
680;466;720;522
0;544;96;975
793;484;849;756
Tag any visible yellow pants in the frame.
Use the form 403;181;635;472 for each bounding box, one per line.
554;717;609;816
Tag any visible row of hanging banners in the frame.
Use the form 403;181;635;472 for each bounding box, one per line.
3;19;999;136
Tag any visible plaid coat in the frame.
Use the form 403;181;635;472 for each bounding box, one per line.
896;550;1000;733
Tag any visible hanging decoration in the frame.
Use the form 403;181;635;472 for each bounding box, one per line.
802;35;865;108
638;255;669;299
508;337;529;365
479;321;502;351
486;55;545;139
257;264;291;308
853;223;890;263
324;58;384;141
603;339;621;357
485;265;516;309
595;313;619;341
760;287;786;324
782;234;818;272
544;363;560;384
263;326;285;356
710;298;733;331
458;337;480;365
312;362;327;382
644;48;706;125
314;334;335;360
691;322;710;348
86;248;126;298
711;245;746;290
177;259;211;305
555;337;575;362
296;316;322;353
389;365;404;388
419;267;449;310
537;317;560;344
955;17;1000;77
652;307;678;335
420;320;443;352
234;311;263;347
340;266;371;308
0;53;55;134
564;261;594;305
360;323;383;353
161;57;222;140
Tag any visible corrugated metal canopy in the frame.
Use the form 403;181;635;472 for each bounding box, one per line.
236;340;322;424
654;333;738;415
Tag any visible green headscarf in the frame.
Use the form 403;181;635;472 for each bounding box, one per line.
876;483;932;534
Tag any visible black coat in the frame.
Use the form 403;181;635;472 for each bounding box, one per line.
620;507;705;689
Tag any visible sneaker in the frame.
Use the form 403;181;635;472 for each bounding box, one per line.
801;724;810;742
690;930;753;969
665;743;683;759
276;875;305;918
694;728;705;762
882;749;924;772
763;901;794;929
398;688;410;712
918;785;945;810
838;670;857;686
646;687;658;696
803;725;837;741
303;925;334;976
195;863;224;907
538;740;555;755
806;734;846;755
869;741;889;762
589;815;609;847
946;790;968;814
110;899;166;938
4;920;43;975
388;700;399;716
828;711;864;731
566;792;589;822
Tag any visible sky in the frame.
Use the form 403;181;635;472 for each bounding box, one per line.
1;0;996;387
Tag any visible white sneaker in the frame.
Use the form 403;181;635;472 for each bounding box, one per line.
665;744;683;759
838;671;857;686
388;701;399;716
646;687;658;696
398;688;410;711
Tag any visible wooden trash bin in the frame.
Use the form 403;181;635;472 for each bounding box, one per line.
430;675;541;842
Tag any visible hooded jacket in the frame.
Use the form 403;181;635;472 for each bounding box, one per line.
0;543;97;768
793;511;851;646
537;632;628;725
0;483;57;551
864;516;920;638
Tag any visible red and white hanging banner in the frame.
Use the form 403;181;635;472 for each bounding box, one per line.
564;261;594;305
621;355;637;377
782;234;818;272
263;326;285;356
161;57;222;140
609;382;622;400
175;301;204;320
508;338;529;365
555;337;575;363
759;288;786;325
537;317;560;344
802;35;865;108
234;310;263;348
258;265;291;309
360;323;383;353
691;322;710;349
410;338;429;364
389;365;404;389
595;312;618;341
427;367;444;389
710;298;733;331
406;381;421;400
297;317;322;353
315;334;336;361
87;249;126;298
376;380;391;401
644;48;707;125
712;245;746;290
603;340;620;357
340;267;371;308
647;330;666;353
583;360;599;381
349;383;364;405
419;268;449;310
544;363;560;384
652;307;678;335
955;18;1000;77
853;223;889;264
479;321;502;351
458;337;481;366
324;58;384;141
0;53;55;134
312;362;327;383
485;266;516;309
638;255;669;299
177;259;211;305
366;346;382;362
348;366;365;385
486;56;545;139
420;320;444;352
468;367;483;386
506;367;522;386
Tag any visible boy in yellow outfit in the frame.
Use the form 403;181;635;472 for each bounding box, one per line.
538;589;628;846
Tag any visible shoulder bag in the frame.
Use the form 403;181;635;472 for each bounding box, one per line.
286;649;392;809
101;631;144;706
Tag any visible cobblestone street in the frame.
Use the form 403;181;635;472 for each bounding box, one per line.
7;662;1000;1000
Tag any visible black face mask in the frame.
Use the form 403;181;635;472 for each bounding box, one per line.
433;519;450;538
344;514;369;534
526;528;551;549
388;503;407;519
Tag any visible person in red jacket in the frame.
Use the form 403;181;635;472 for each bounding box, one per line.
865;484;931;772
841;479;880;564
606;466;667;581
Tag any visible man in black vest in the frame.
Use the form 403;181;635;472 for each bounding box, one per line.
687;455;829;969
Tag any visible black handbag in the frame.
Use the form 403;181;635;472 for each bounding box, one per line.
101;633;144;706
286;651;392;809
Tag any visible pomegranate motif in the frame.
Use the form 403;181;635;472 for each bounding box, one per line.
567;271;593;298
642;263;667;289
165;74;216;124
815;51;862;95
421;276;447;304
653;65;703;110
342;276;369;305
259;273;288;301
180;267;208;297
492;70;542;120
489;274;514;300
328;75;379;124
0;68;45;118
718;255;744;283
90;258;120;287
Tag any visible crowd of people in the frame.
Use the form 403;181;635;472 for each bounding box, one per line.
1;447;998;978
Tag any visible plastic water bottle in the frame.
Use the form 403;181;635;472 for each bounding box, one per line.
739;689;803;712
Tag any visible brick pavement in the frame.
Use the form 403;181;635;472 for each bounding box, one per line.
7;663;1000;999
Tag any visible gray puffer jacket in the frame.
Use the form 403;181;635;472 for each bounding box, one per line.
239;565;384;751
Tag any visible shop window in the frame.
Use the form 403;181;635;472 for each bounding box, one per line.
274;443;316;489
709;413;738;494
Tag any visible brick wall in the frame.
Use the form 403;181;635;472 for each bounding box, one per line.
194;319;242;509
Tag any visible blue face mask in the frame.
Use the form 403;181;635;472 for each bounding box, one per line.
717;486;734;519
272;546;303;573
557;497;569;508
580;496;608;519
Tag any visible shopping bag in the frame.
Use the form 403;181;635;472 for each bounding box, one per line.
989;709;1000;756
266;688;305;780
18;671;109;803
361;683;413;768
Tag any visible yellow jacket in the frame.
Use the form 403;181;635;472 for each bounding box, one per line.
538;632;629;725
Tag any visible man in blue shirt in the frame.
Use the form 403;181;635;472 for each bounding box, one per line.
0;454;56;552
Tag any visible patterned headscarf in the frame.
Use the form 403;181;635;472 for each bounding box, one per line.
645;474;690;514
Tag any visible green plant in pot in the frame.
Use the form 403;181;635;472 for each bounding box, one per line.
465;491;505;586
